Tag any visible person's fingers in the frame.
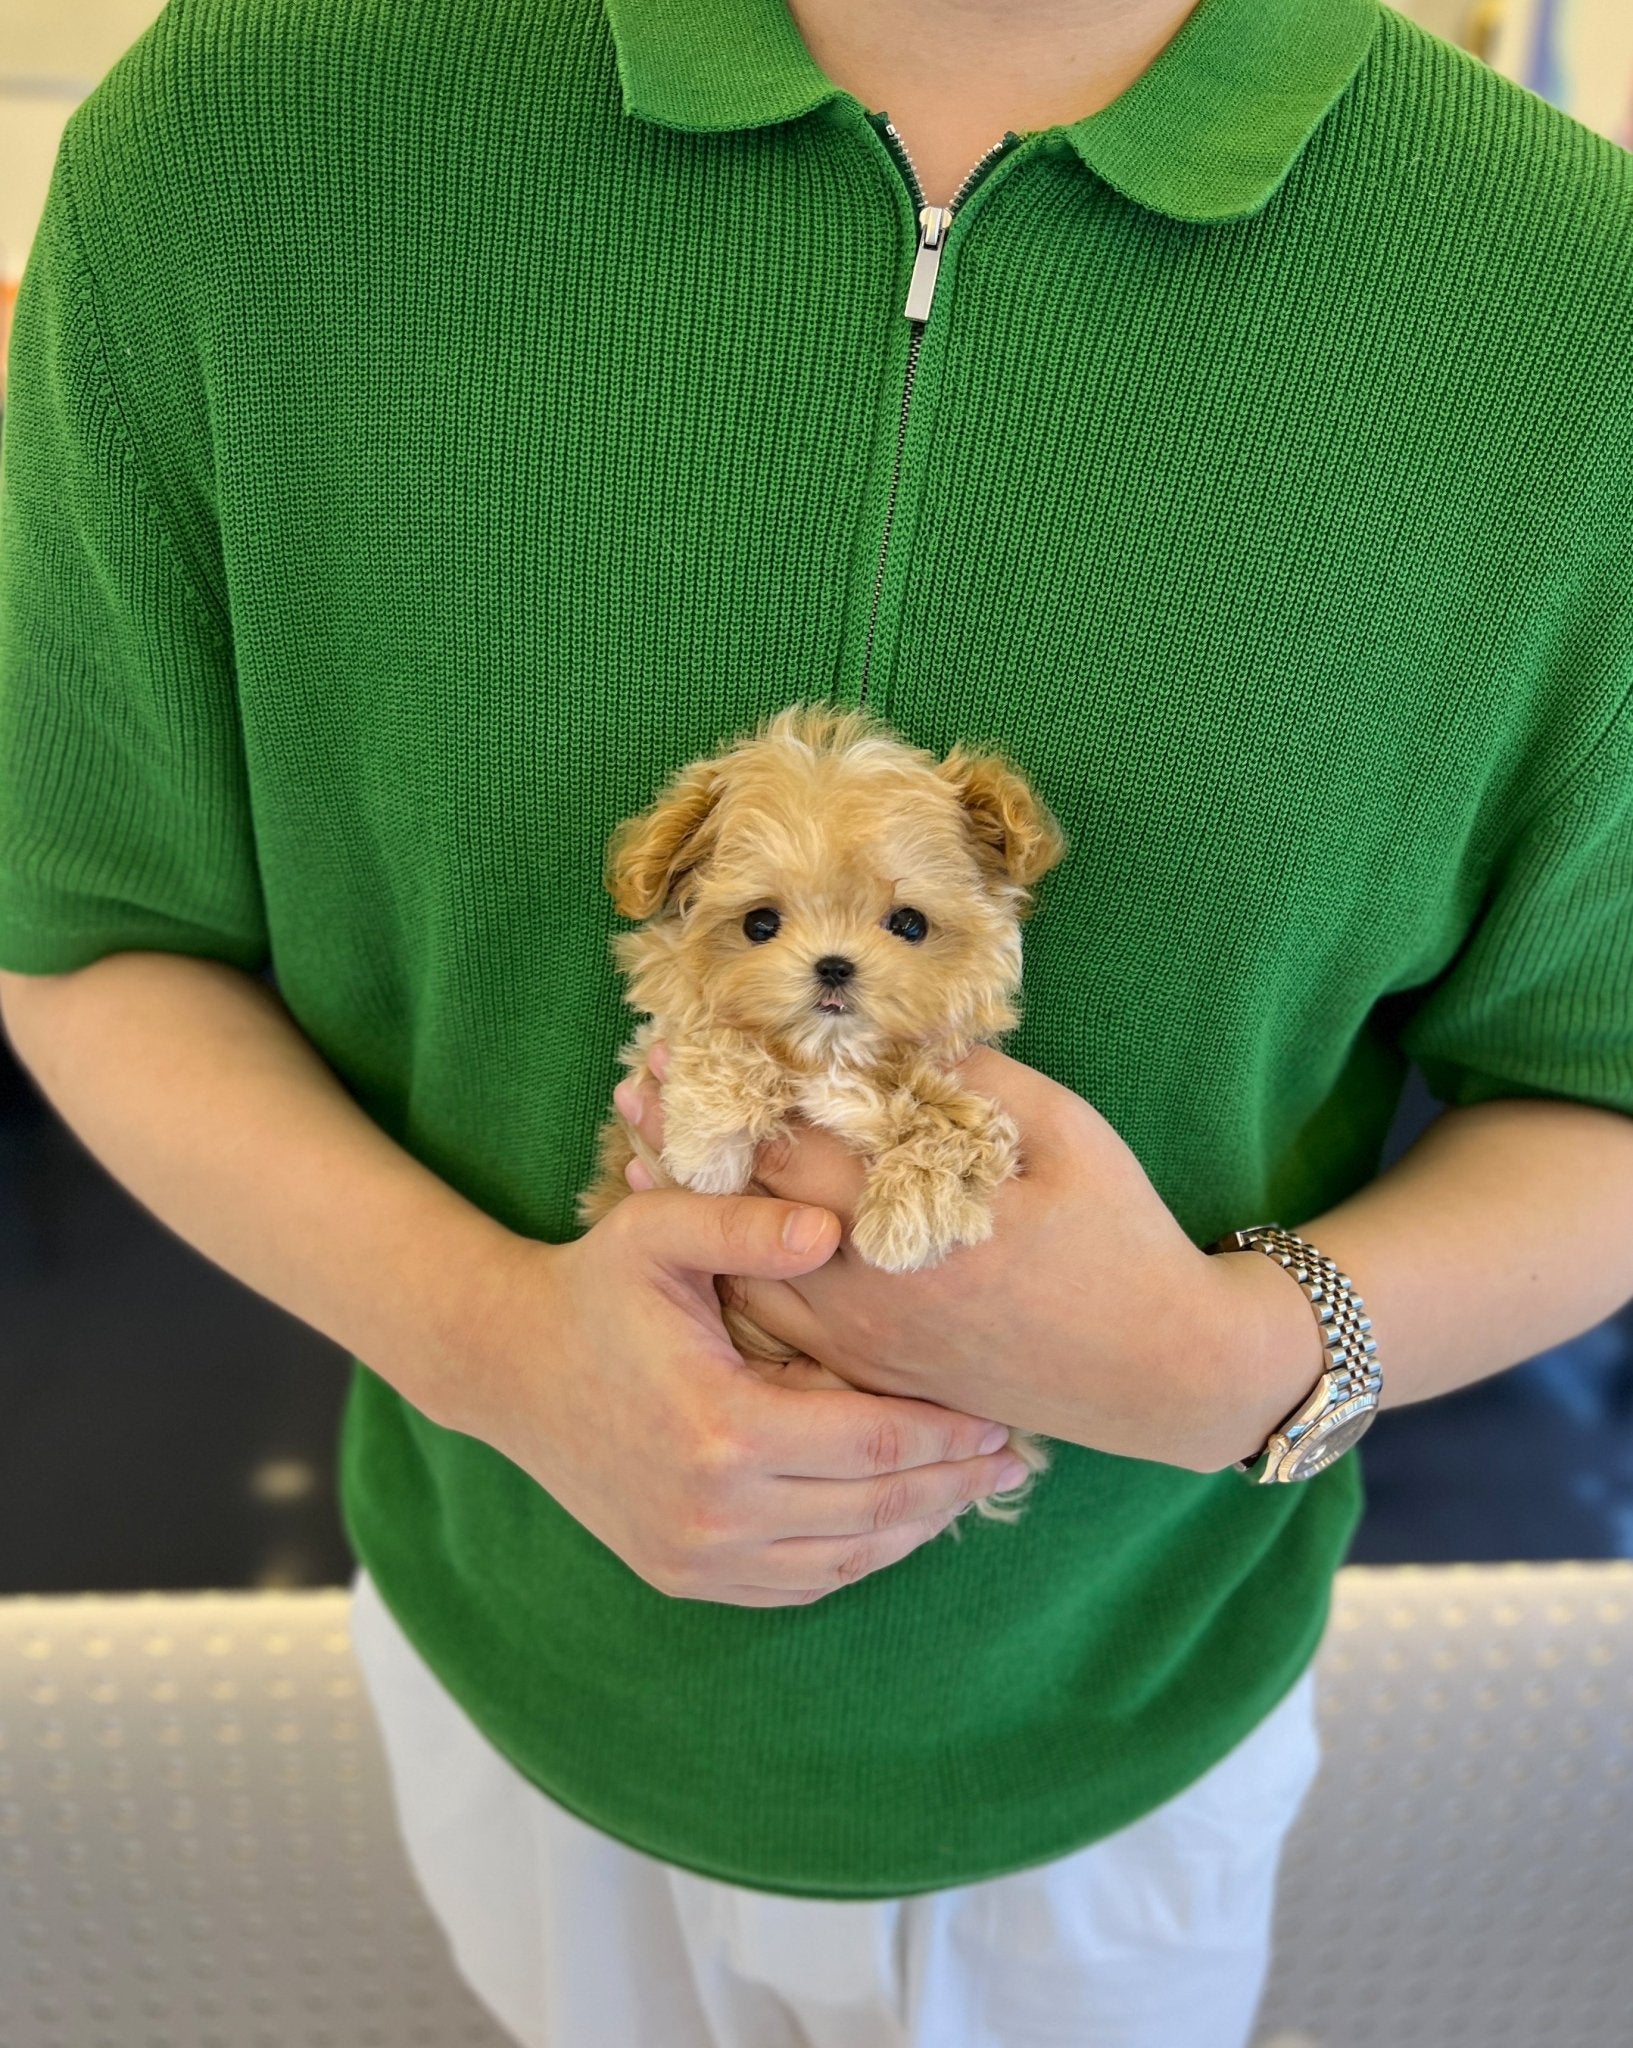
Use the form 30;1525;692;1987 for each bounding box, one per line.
737;1382;1013;1476
709;1512;960;1605
764;1447;1029;1540
613;1069;666;1152
623;1187;840;1281
734;1349;856;1393
719;1274;829;1363
746;1120;866;1216
625;1156;657;1191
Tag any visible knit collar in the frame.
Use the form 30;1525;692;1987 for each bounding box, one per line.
600;0;1381;223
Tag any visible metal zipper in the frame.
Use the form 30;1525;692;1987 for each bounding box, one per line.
856;123;1019;707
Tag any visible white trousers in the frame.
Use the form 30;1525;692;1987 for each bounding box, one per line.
348;1565;1320;2048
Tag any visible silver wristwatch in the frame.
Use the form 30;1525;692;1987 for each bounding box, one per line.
1203;1224;1382;1483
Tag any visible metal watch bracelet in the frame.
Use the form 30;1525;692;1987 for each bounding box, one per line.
1203;1224;1383;1483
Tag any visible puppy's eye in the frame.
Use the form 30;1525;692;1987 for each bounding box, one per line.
886;906;929;943
742;907;781;943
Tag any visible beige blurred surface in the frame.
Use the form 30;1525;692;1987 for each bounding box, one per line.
1;0;167;283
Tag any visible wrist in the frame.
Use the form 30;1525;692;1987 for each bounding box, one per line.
1197;1243;1331;1473
415;1211;554;1435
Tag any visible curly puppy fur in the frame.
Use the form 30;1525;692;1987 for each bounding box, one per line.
577;703;1066;1524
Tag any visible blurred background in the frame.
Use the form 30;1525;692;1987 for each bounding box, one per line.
2;0;1632;1595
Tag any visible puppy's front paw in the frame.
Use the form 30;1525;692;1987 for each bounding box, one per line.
850;1165;995;1272
850;1195;937;1273
661;1130;754;1195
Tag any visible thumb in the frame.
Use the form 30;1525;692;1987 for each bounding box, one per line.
629;1187;840;1281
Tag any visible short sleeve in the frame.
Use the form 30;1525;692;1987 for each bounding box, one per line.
1397;697;1633;1117
0;134;269;977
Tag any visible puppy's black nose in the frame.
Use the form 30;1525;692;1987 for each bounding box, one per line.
813;955;855;987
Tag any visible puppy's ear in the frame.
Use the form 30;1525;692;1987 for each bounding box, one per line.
938;748;1066;889
605;759;723;919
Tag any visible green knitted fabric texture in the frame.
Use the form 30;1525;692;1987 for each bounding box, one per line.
3;0;1632;1896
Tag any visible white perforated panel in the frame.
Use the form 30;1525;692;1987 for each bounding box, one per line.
0;1563;1629;2048
0;1590;511;2048
1254;1560;1633;2048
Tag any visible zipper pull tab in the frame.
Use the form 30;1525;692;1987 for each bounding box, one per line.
903;205;951;323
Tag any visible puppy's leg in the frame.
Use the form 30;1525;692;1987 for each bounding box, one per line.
840;1062;1019;1274
658;1034;795;1197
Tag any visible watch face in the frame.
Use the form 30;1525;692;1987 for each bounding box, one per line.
1287;1404;1375;1480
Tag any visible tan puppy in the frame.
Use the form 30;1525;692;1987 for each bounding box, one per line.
578;704;1065;1522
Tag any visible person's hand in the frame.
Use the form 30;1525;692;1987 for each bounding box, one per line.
440;1191;1032;1608
615;1044;1291;1474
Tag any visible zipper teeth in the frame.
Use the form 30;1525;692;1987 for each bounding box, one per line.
858;327;922;706
858;125;1016;706
884;121;1015;218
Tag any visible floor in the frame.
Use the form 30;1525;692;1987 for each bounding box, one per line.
2;1032;1632;1595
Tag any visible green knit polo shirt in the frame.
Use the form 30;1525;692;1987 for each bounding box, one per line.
4;0;1633;1897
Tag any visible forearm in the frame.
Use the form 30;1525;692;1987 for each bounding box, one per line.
0;952;522;1427
1211;1095;1633;1467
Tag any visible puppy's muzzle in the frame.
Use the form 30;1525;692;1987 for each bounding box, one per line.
813;954;855;1013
